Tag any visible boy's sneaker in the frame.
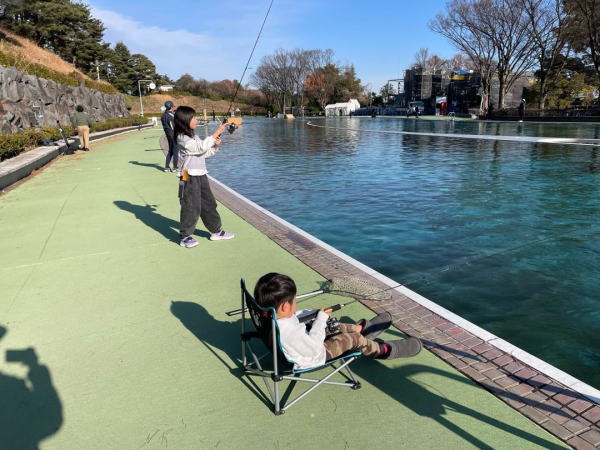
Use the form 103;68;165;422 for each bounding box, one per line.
378;337;422;359
180;236;198;248
164;168;171;172
210;230;234;241
360;312;392;340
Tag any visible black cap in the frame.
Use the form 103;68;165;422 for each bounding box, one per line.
164;101;174;110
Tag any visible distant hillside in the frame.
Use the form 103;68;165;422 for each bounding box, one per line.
0;27;116;93
129;93;266;115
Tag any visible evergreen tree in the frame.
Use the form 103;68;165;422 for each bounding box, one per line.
333;65;363;103
129;53;157;94
0;0;106;73
107;42;135;93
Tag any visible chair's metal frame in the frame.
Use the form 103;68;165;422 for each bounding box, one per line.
240;279;361;415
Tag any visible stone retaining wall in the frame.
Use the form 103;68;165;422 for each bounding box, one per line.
0;65;129;134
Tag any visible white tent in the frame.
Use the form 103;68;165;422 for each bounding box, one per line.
325;99;360;116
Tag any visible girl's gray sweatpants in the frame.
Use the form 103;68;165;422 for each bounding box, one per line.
179;175;222;238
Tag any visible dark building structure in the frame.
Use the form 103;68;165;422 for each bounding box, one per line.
446;70;481;114
403;68;450;114
353;68;529;117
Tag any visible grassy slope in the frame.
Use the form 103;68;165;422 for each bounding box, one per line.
0;27;109;86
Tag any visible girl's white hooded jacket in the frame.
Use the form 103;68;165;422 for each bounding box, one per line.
177;134;219;176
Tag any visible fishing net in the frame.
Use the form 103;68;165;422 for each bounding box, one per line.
319;276;392;302
227;275;392;316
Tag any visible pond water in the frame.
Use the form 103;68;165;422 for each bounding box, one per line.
206;117;600;388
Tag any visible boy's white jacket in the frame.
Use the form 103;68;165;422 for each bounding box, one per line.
277;310;329;370
177;134;219;176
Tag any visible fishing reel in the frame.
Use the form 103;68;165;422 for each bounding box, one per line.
299;309;342;336
222;118;238;134
227;122;238;134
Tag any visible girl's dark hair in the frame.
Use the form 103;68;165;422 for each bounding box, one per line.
76;105;84;112
254;273;297;310
173;106;196;139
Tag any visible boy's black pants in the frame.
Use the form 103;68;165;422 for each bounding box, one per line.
179;175;222;238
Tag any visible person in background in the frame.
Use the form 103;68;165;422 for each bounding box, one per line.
70;105;92;151
518;99;526;122
161;101;177;172
487;103;494;120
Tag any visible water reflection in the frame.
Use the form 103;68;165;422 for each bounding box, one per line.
209;118;600;386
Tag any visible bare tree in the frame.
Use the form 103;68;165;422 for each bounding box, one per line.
412;48;451;73
289;49;312;114
413;48;430;68
432;0;537;109
477;0;537;108
447;53;472;71
522;0;571;111
426;55;450;73
305;48;334;76
252;48;336;112
430;1;497;113
251;49;295;111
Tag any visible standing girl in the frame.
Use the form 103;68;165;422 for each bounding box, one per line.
174;106;234;248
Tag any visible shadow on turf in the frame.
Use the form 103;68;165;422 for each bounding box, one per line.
170;301;274;410
128;160;164;172
343;320;567;449
114;201;210;242
0;326;63;448
170;303;567;447
373;325;572;420
351;359;564;449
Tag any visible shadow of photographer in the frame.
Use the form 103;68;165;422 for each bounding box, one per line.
0;325;63;449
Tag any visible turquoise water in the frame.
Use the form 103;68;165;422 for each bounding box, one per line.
207;117;600;387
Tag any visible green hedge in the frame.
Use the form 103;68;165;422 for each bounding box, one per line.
0;117;144;161
0;50;118;94
84;78;118;94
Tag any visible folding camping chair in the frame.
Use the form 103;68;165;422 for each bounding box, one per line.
239;279;362;415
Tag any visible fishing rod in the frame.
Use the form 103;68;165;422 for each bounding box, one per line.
220;0;274;135
325;226;598;308
226;226;596;317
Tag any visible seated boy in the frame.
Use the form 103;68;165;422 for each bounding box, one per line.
254;273;422;371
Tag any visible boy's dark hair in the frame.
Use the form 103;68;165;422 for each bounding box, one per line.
76;105;84;112
173;105;196;139
254;273;297;310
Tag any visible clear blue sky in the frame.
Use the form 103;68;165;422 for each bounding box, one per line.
88;0;457;92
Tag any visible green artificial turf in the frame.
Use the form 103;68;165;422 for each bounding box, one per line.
0;128;566;449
